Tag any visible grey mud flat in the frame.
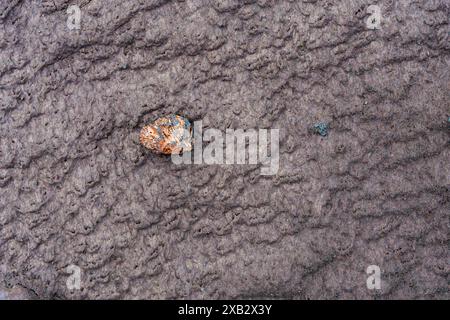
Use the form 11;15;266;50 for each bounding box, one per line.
0;0;449;299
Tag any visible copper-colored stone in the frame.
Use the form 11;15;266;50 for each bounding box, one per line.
140;115;192;154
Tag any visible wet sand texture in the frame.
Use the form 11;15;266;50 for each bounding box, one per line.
0;0;449;299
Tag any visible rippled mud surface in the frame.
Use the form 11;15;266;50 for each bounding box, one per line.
0;0;449;299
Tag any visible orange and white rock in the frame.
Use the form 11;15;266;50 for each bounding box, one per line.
140;115;192;155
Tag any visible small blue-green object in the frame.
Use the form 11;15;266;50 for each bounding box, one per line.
313;122;329;137
447;116;450;123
